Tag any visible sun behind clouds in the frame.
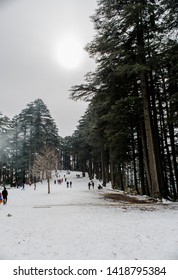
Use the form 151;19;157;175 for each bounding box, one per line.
56;35;84;70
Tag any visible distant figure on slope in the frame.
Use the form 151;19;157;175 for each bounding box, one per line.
66;181;69;188
70;181;72;188
2;187;8;204
88;182;91;190
91;181;94;189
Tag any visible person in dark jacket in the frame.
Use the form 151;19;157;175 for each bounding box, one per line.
2;187;8;204
0;192;3;204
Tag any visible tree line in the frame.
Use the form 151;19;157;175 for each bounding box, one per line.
69;0;178;200
0;99;62;187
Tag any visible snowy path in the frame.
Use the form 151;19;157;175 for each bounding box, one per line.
1;171;178;260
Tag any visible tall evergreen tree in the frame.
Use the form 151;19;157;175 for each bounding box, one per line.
0;99;60;184
70;0;178;199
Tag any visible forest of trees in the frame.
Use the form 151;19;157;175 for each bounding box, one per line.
0;1;177;200
0;99;61;186
69;0;178;200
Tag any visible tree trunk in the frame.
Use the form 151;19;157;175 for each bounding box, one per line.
88;155;93;180
137;125;146;195
136;14;161;198
47;178;50;194
140;72;161;198
101;148;106;186
118;163;124;191
131;126;139;194
140;120;151;196
110;159;115;189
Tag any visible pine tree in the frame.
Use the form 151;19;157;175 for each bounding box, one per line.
0;99;60;185
70;0;178;199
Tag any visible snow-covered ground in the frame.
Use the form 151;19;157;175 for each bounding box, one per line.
0;170;178;260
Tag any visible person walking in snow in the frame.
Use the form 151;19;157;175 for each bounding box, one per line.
88;182;91;190
0;193;3;204
2;187;8;204
70;181;72;188
66;181;69;188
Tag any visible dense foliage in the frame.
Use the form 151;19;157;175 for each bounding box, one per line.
0;99;60;185
70;0;178;200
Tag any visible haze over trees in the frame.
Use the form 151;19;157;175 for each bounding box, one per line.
0;99;61;187
0;1;177;200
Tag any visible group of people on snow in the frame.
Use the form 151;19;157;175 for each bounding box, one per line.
0;173;104;206
88;180;103;190
88;180;95;190
66;181;72;188
54;174;73;188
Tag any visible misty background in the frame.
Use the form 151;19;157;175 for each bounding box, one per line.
0;0;97;137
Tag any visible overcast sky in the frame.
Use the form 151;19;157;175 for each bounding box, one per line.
0;0;97;137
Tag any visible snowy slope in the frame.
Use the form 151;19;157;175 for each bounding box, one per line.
0;171;178;260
